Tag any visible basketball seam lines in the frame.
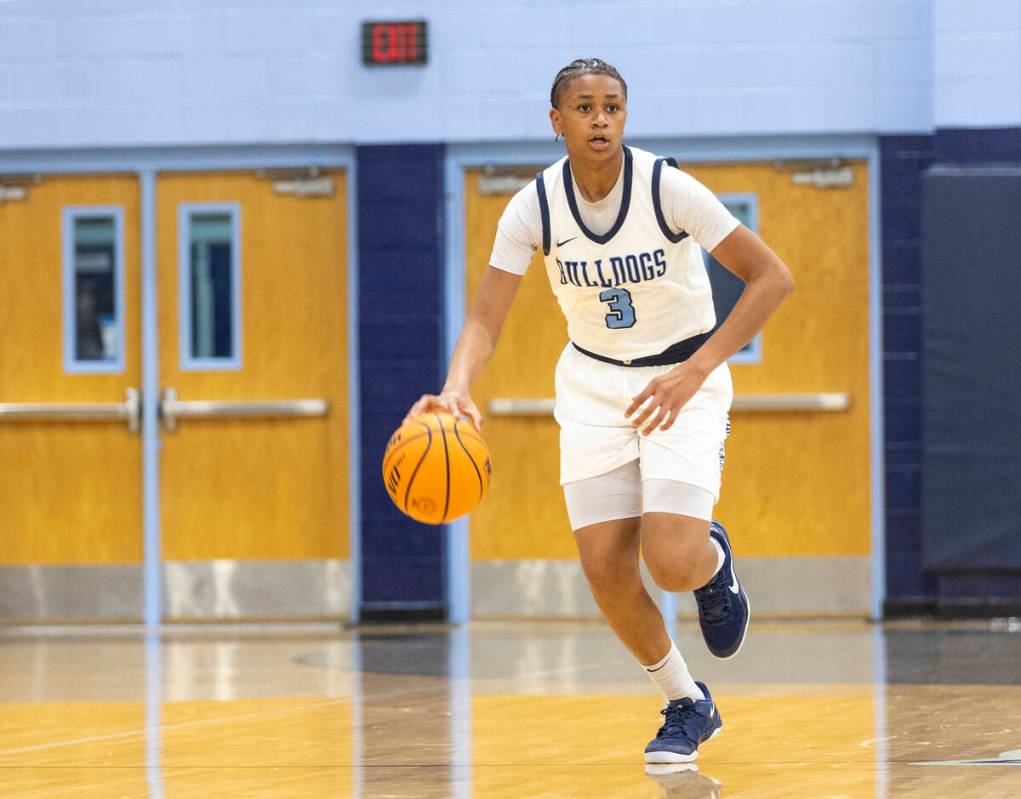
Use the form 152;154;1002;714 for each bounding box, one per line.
435;413;451;523
384;430;484;475
382;431;432;473
453;422;484;501
403;423;433;514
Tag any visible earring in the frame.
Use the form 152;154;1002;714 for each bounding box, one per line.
555;133;563;143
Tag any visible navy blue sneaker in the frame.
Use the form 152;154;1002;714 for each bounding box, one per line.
644;681;723;763
693;520;750;659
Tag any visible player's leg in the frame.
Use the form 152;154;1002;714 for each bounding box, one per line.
633;361;749;659
641;489;750;660
641;510;718;593
638;507;727;763
556;345;710;761
631;362;746;763
565;464;704;702
573;514;666;664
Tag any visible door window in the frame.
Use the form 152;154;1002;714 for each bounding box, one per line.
179;204;241;370
704;195;761;364
63;207;125;373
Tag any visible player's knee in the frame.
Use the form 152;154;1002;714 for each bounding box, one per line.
645;546;703;592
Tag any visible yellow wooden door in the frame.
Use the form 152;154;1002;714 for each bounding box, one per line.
465;170;573;559
0;175;142;566
465;160;871;564
156;172;349;563
686;162;871;558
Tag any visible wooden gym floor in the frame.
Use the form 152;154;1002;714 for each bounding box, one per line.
1;618;1019;798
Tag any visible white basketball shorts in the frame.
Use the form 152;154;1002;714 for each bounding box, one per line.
554;342;733;501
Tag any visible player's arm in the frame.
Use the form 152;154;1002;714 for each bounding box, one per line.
628;225;793;433
686;224;794;374
404;266;522;430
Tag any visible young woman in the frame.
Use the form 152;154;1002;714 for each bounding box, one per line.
406;58;793;763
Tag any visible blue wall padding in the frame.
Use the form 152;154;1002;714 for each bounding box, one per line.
920;168;1021;572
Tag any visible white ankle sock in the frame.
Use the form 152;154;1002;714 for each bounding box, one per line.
641;640;704;702
710;537;725;577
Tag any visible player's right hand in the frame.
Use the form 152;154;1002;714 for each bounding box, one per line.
403;389;483;432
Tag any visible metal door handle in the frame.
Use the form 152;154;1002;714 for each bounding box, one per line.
0;388;141;433
488;393;850;416
731;393;849;412
160;387;329;431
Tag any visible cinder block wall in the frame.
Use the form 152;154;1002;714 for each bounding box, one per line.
0;0;946;148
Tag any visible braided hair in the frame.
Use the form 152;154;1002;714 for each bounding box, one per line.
550;58;628;108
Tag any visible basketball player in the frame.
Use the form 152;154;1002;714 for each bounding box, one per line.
406;58;793;763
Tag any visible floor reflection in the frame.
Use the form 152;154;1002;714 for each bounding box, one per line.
0;619;1019;797
644;764;722;799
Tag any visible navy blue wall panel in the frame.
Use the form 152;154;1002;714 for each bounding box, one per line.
358;144;447;613
882;127;1021;613
920;170;1021;574
934;127;1021;165
880;135;935;607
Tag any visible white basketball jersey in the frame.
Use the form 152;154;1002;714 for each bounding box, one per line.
536;146;717;361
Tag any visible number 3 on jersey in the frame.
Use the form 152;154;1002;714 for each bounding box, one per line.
599;287;636;329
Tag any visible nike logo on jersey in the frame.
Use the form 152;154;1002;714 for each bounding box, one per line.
729;575;740;594
556;236;577;247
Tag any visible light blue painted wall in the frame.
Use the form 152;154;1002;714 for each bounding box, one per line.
933;0;1021;127
0;0;1015;150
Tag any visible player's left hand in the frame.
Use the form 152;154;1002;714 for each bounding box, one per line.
625;361;710;435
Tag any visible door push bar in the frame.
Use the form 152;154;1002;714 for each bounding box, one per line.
159;387;329;432
488;393;850;416
0;388;141;433
0;387;330;434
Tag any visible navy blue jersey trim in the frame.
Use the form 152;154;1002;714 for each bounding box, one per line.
536;172;551;256
563;145;633;245
652;157;690;244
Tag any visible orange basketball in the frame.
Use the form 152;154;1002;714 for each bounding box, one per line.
382;412;492;525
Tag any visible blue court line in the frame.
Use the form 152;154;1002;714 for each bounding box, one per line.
350;631;365;796
872;623;889;799
145;631;164;799
449;625;472;799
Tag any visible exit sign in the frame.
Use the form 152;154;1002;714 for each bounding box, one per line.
362;20;428;66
